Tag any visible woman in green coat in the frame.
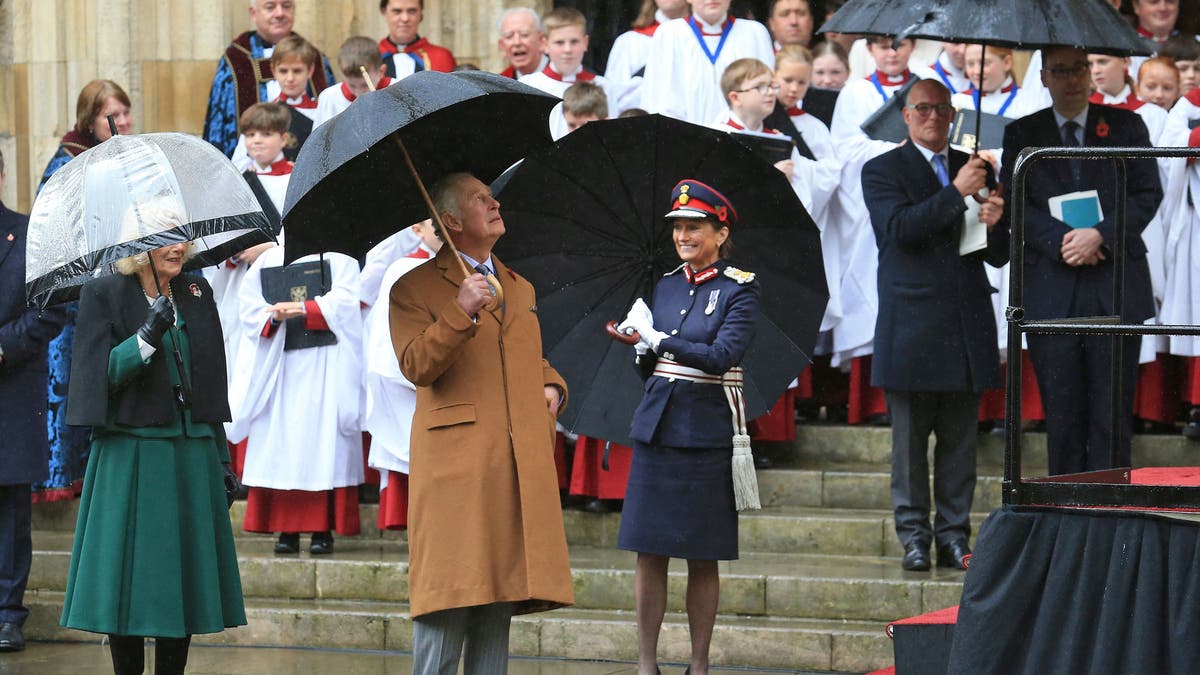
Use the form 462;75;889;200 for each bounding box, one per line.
62;239;245;675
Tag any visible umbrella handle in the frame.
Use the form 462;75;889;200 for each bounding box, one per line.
605;321;641;345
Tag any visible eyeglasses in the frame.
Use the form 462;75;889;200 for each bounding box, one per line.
1043;63;1089;79
736;83;781;95
906;103;955;117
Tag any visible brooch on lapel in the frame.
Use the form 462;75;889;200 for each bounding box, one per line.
1095;119;1110;139
529;304;537;313
189;283;202;298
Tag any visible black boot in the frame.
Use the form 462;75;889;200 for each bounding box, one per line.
310;530;334;555
108;635;145;675
274;532;300;554
154;636;191;675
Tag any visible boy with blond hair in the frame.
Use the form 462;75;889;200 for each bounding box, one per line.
562;81;608;132
229;35;322;170
314;36;400;127
520;7;629;138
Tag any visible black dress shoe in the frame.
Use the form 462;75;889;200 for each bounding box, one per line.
901;541;931;571
754;454;772;470
582;498;613;514
0;622;25;652
274;532;300;554
937;540;972;570
1184;409;1200;441
310;531;334;555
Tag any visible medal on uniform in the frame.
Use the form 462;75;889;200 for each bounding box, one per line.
706;289;720;315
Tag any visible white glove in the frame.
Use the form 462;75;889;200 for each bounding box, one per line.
617;298;668;352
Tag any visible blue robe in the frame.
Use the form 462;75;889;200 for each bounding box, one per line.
202;32;336;157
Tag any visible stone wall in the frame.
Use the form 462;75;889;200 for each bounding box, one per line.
0;0;547;211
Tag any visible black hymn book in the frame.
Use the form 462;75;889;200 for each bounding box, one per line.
260;258;338;351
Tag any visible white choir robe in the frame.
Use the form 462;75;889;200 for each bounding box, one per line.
1158;95;1200;357
603;11;673;112
846;38;943;82
826;74;909;365
787;108;843;337
1019;51;1054;113
362;250;434;486
211;159;290;442
640;15;774;124
519;66;628;140
229;247;365;491
360;229;422;312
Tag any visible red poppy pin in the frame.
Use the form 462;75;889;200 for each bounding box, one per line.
189;283;202;298
716;205;728;223
1095;119;1110;139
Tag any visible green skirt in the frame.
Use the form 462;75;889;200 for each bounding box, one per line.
60;433;246;637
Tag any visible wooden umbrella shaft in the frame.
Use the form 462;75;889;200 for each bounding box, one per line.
391;133;504;310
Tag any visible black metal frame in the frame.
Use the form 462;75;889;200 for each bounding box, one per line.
1005;145;1200;509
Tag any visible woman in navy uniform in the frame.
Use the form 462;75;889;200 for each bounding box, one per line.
62;227;246;674
615;179;761;675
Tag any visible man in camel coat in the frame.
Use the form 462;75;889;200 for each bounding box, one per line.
388;171;573;674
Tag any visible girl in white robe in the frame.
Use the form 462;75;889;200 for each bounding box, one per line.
232;247;364;554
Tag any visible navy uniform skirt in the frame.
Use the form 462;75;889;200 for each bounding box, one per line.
617;441;738;560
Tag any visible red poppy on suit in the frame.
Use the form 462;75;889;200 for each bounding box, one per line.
1095;120;1110;138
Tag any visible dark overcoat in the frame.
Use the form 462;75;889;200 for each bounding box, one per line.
863;142;1007;392
0;202;67;484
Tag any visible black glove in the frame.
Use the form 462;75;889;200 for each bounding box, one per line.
137;295;175;347
222;463;242;510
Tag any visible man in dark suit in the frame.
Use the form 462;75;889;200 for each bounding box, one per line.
0;150;67;651
863;79;1008;571
1000;46;1162;476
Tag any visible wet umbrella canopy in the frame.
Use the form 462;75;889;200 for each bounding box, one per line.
493;114;828;445
819;0;1154;57
25;132;273;307
281;70;559;265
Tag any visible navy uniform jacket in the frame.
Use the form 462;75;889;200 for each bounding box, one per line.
863;143;1007;392
629;259;760;448
999;105;1162;322
0;202;67;485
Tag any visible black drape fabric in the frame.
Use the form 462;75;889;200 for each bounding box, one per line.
947;505;1200;674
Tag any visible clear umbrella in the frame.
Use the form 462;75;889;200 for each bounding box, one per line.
25;132;273;307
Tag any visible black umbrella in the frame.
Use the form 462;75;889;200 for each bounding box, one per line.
492;114;828;446
280;70;560;266
819;0;1154;146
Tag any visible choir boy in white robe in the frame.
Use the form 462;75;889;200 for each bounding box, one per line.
604;0;690;111
913;42;971;95
639;0;774;124
232;248;365;555
950;45;1041;425
230;36;323;171
712;57;839;445
1089;52;1169;142
363;220;441;530
314;36;397;128
1158;101;1200;438
211;103;293;477
827;35;917;423
1138;57;1183;112
520;7;627;139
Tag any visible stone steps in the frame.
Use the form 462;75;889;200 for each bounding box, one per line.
788;424;1195;470
21;592;893;672
28;533;964;623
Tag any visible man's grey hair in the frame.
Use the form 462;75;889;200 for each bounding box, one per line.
430;172;474;224
497;6;543;36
